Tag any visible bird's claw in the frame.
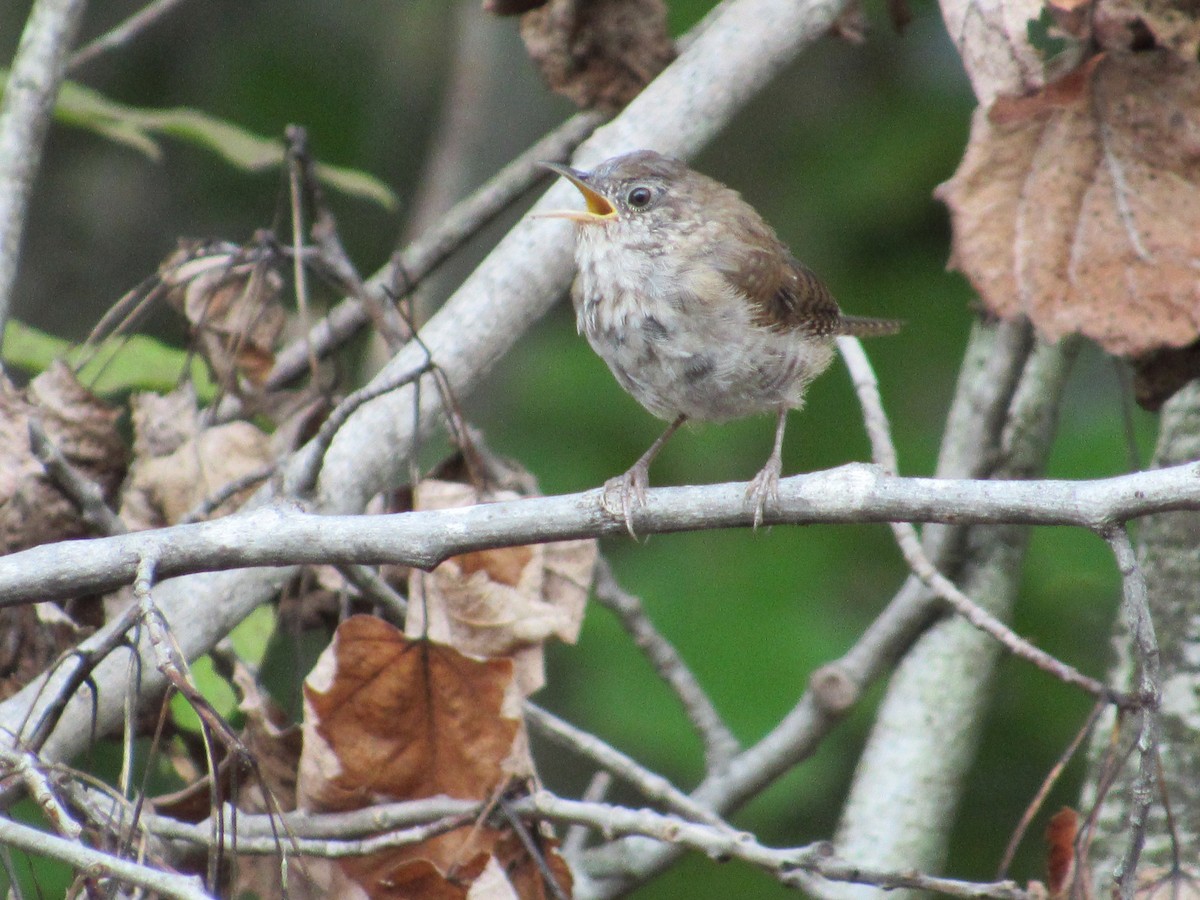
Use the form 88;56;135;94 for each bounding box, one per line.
747;459;781;529
602;465;649;538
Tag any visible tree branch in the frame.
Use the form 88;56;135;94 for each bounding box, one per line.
0;463;1197;607
0;0;89;335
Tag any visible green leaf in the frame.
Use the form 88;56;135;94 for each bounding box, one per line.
170;656;238;733
3;319;217;400
0;70;397;210
228;604;277;668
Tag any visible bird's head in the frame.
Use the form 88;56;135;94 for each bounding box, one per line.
538;150;695;230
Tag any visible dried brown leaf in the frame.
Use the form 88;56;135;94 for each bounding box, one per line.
0;363;127;552
296;617;568;899
937;52;1200;364
1044;807;1078;898
298;615;522;812
161;241;286;395
519;0;676;113
0;604;83;701
120;419;272;528
129;385;199;459
407;480;596;696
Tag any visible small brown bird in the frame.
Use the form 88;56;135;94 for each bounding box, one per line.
541;150;900;531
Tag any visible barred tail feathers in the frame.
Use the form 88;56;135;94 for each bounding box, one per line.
837;315;903;337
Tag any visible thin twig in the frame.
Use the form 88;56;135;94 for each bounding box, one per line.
0;815;209;900
591;558;740;772
997;700;1106;878
67;0;191;70
338;564;408;621
0;746;81;840
837;337;1122;704
253;111;603;399
562;771;612;861
1102;526;1161;900
178;462;277;525
524;704;730;829
283;356;436;497
27;418;127;536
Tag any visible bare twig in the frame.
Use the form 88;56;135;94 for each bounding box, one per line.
28;418;127;536
591;558;740;772
178;463;277;525
252;111;604;401
998;700;1106;878
562;771;612;861
283;356;436;497
67;0;191;70
0;0;89;334
838;337;1118;702
0;746;81;840
338;564;408;621
524;704;729;829
1103;526;1161;900
0;815;209;900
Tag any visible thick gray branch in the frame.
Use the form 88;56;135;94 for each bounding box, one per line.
0;0;89;334
1;463;1198;606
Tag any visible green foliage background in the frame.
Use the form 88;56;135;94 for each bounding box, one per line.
1;0;1158;895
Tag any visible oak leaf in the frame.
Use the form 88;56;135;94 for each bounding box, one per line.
298;615;523;812
937;52;1200;362
298;616;570;898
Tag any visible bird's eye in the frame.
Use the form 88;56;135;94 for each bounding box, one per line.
626;186;653;209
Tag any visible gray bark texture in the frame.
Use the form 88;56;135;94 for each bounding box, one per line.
1082;379;1200;891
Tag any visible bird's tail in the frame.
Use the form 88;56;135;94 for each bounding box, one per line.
837;315;903;337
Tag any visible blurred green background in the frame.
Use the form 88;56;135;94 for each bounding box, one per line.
1;0;1159;895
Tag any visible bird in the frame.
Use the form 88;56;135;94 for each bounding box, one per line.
540;150;900;532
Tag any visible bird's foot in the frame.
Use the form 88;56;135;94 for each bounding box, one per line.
746;457;782;529
602;463;650;538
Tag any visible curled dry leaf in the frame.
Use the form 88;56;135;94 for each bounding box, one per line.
0;362;127;552
408;479;597;696
937;52;1200;372
121;392;273;528
298;616;569;899
161;240;286;395
519;0;676;113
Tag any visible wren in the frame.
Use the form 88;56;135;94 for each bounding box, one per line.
541;150;900;532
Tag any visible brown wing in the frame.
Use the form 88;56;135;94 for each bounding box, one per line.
711;199;901;338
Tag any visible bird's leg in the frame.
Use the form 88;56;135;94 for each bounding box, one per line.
747;408;788;529
603;413;687;537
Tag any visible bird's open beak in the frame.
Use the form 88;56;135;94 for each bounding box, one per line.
537;162;616;223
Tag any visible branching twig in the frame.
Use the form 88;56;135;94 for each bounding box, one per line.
591;557;740;772
0;815;209;900
67;0;191;70
998;700;1106;878
248;112;603;403
28;418;127;536
1103;526;1161;900
524;704;729;829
